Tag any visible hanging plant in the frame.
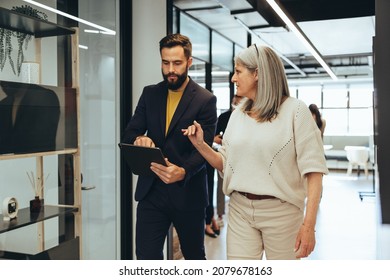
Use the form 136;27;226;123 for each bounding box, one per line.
0;5;48;76
0;24;15;73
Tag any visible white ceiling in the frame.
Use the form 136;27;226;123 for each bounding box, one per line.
174;0;375;82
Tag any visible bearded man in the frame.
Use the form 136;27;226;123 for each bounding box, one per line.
122;33;217;260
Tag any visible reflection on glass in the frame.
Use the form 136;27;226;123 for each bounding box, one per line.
189;58;206;87
0;80;77;154
180;12;210;62
212;31;233;71
212;66;231;115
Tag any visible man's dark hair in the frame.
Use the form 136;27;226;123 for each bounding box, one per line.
159;33;192;59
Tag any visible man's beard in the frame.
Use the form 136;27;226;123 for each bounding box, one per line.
163;69;188;90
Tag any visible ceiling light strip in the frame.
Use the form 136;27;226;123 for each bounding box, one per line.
235;17;307;77
266;0;338;80
23;0;116;35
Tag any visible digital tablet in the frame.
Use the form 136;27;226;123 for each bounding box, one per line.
118;143;167;176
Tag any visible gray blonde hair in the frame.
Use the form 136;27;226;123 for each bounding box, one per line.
235;45;290;122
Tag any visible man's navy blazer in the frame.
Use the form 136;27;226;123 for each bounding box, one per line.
122;78;217;210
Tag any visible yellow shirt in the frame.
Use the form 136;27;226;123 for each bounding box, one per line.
166;89;183;134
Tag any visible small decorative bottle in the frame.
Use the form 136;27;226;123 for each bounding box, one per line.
30;196;44;213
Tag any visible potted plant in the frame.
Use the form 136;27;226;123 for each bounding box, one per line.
0;5;48;76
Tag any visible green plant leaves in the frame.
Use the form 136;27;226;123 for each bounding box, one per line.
0;5;47;76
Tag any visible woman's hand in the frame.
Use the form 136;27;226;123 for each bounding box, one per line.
183;120;224;172
294;224;316;258
182;120;205;147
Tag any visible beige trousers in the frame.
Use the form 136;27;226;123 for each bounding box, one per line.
227;191;303;260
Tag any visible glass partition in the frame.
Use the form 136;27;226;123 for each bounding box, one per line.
212;68;231;115
0;81;77;155
234;44;244;58
180;12;210;62
212;31;233;71
189;58;206;88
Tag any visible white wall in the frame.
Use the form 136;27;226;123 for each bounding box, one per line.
132;0;167;259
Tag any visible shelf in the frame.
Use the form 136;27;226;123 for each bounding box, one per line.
0;6;81;259
0;148;78;161
0;205;78;234
1;237;80;260
0;7;75;38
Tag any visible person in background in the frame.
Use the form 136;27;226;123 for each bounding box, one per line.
205;162;220;238
183;44;328;260
205;95;241;238
309;103;326;139
122;33;217;260
205;94;243;238
213;94;242;227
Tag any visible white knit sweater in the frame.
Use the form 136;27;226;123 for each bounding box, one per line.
218;97;329;210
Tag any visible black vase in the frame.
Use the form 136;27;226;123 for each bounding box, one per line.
30;196;44;213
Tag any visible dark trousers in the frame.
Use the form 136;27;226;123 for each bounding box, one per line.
205;163;215;225
135;184;206;260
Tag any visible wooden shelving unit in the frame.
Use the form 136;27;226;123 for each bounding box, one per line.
0;7;81;259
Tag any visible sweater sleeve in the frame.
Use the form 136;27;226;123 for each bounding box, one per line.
294;100;329;176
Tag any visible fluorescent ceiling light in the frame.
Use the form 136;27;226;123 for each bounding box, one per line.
84;29;99;34
79;44;88;50
84;29;115;36
23;0;116;35
266;0;338;80
235;17;307;78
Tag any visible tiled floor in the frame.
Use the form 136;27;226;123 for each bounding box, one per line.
204;170;377;260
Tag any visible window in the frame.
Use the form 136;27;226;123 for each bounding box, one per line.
212;31;233;72
212;69;231;115
296;86;321;106
189;58;206;88
297;83;373;135
349;86;373;108
323;87;348;108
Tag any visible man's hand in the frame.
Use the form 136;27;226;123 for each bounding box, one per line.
150;159;186;184
133;135;155;147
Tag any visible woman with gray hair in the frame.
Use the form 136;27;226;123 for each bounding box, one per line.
183;45;328;260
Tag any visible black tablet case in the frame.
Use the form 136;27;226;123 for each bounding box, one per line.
118;143;167;176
